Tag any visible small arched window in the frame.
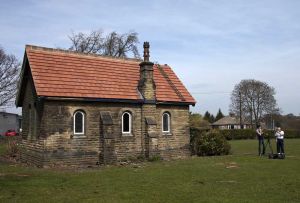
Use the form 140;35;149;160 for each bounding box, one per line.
162;112;171;133
74;111;85;135
122;112;131;134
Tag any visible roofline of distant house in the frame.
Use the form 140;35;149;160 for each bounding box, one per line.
39;96;195;106
0;111;22;117
210;123;252;126
25;45;143;63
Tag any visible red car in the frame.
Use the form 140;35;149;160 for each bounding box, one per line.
5;129;18;136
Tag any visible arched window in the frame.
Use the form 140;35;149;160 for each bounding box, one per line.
74;111;85;135
162;112;170;133
122;112;131;134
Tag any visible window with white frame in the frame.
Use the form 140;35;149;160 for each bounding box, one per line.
162;112;171;133
73;111;85;135
122;112;131;134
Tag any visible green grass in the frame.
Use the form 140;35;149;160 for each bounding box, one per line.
0;141;6;155
0;139;299;203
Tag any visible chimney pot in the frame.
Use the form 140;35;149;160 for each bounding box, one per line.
139;42;155;101
143;42;150;62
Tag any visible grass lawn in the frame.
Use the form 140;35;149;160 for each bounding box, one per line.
0;139;299;203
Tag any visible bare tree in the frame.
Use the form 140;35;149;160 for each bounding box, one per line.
68;30;140;58
0;46;20;107
230;79;279;127
68;29;104;54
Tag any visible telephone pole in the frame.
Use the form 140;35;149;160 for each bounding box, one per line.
239;91;242;129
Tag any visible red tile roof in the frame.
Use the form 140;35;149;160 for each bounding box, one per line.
24;45;195;104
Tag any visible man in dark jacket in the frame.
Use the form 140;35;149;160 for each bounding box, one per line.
256;125;265;156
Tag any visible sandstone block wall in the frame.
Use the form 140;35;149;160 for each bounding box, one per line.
20;76;191;167
20;100;191;167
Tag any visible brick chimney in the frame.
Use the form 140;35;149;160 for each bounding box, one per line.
138;42;156;101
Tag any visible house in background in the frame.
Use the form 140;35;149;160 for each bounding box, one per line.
211;115;252;129
15;42;196;167
0;112;22;136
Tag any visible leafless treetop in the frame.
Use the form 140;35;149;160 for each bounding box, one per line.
68;30;140;59
0;46;20;107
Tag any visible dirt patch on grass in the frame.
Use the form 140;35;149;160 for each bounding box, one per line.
225;162;239;169
215;162;240;169
0;173;31;177
216;180;238;183
243;153;255;155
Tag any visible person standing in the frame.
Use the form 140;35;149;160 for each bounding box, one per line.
256;125;265;156
275;127;285;155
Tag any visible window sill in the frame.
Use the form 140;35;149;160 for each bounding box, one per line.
71;134;87;139
122;133;133;137
162;132;173;136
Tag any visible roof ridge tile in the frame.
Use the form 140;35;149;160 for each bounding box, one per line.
25;44;142;63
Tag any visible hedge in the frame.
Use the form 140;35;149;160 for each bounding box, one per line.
190;127;300;141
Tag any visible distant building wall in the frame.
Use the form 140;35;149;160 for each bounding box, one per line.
0;112;21;135
212;124;252;130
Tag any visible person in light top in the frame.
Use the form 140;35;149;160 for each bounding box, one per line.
275;127;285;155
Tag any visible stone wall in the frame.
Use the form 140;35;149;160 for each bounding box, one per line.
20;98;190;167
21;74;35;139
19;139;45;167
37;101;143;166
156;105;190;159
19;73;46;166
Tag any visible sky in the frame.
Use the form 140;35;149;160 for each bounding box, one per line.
1;0;300;116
